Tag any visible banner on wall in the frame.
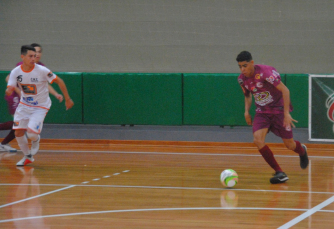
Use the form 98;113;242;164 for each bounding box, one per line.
309;75;334;141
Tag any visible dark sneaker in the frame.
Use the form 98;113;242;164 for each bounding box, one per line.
270;172;289;184
300;144;309;169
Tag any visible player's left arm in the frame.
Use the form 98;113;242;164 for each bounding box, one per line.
48;84;63;102
275;82;298;129
52;76;74;110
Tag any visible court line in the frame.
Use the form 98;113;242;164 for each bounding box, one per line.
0;207;310;223
278;195;334;229
37;150;334;159
1;206;334;224
1;183;334;195
0;185;76;209
0;169;131;209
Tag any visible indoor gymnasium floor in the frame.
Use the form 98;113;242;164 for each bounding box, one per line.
0;125;333;228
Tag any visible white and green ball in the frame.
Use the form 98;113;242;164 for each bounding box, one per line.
220;169;238;187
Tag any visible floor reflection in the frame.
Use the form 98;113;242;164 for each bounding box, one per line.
220;190;238;208
11;166;50;229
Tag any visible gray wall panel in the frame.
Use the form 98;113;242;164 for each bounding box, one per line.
1;0;333;73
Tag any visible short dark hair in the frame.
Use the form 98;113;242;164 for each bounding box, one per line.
30;43;42;52
21;45;36;55
236;51;253;62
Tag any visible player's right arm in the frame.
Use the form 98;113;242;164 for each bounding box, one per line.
5;73;17;96
238;78;253;125
244;93;252;125
6;74;21;96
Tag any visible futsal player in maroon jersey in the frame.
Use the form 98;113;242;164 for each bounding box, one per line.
236;51;309;184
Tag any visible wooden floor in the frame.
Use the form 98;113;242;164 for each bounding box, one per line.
1;140;334;228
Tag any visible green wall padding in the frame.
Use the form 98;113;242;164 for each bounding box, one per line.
285;74;309;128
0;71;13;123
0;70;310;127
183;73;287;126
83;73;182;125
183;73;253;125
44;72;83;124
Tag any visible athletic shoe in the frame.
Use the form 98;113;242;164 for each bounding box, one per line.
270;172;289;184
300;144;309;169
16;154;34;166
0;143;17;152
30;135;40;156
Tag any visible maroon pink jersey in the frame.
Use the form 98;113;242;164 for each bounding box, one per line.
238;64;292;114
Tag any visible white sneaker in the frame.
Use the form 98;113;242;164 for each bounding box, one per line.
30;136;40;156
0;143;17;152
16;155;34;166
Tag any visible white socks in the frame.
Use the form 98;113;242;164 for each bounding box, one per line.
16;135;30;155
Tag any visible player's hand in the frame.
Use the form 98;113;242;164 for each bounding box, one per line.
65;98;74;110
55;93;64;102
283;113;298;131
244;112;252;125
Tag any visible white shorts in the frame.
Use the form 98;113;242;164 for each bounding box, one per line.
13;103;48;134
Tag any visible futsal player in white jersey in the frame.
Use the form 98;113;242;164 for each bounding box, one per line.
6;45;74;166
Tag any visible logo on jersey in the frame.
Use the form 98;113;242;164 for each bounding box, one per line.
13;122;19;126
23;97;38;105
17;75;23;82
265;75;276;84
238;79;243;85
256;82;263;88
48;72;54;78
255;74;261;79
21;84;37;95
31;78;38;82
272;70;280;77
254;91;273;106
251;86;257;92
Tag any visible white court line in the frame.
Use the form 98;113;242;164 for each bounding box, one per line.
2;206;334;224
278;195;334;229
36;150;334;159
0;169;130;209
1;183;334;195
0;185;75;209
0;207;309;223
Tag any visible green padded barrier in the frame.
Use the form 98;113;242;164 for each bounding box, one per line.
44;72;83;124
0;71;13;123
83;73;182;125
183;73;255;126
285;74;308;128
183;73;286;126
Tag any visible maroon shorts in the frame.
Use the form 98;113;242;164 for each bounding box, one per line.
252;113;293;139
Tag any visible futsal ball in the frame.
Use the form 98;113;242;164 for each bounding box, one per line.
220;169;238;187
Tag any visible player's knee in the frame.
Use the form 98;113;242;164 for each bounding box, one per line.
253;137;264;147
26;132;39;141
15;129;25;137
284;142;295;150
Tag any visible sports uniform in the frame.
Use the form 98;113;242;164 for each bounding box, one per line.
8;63;57;133
6;45;73;166
236;51;308;184
0;61;46;153
238;64;293;138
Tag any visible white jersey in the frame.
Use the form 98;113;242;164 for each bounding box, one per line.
7;64;57;109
